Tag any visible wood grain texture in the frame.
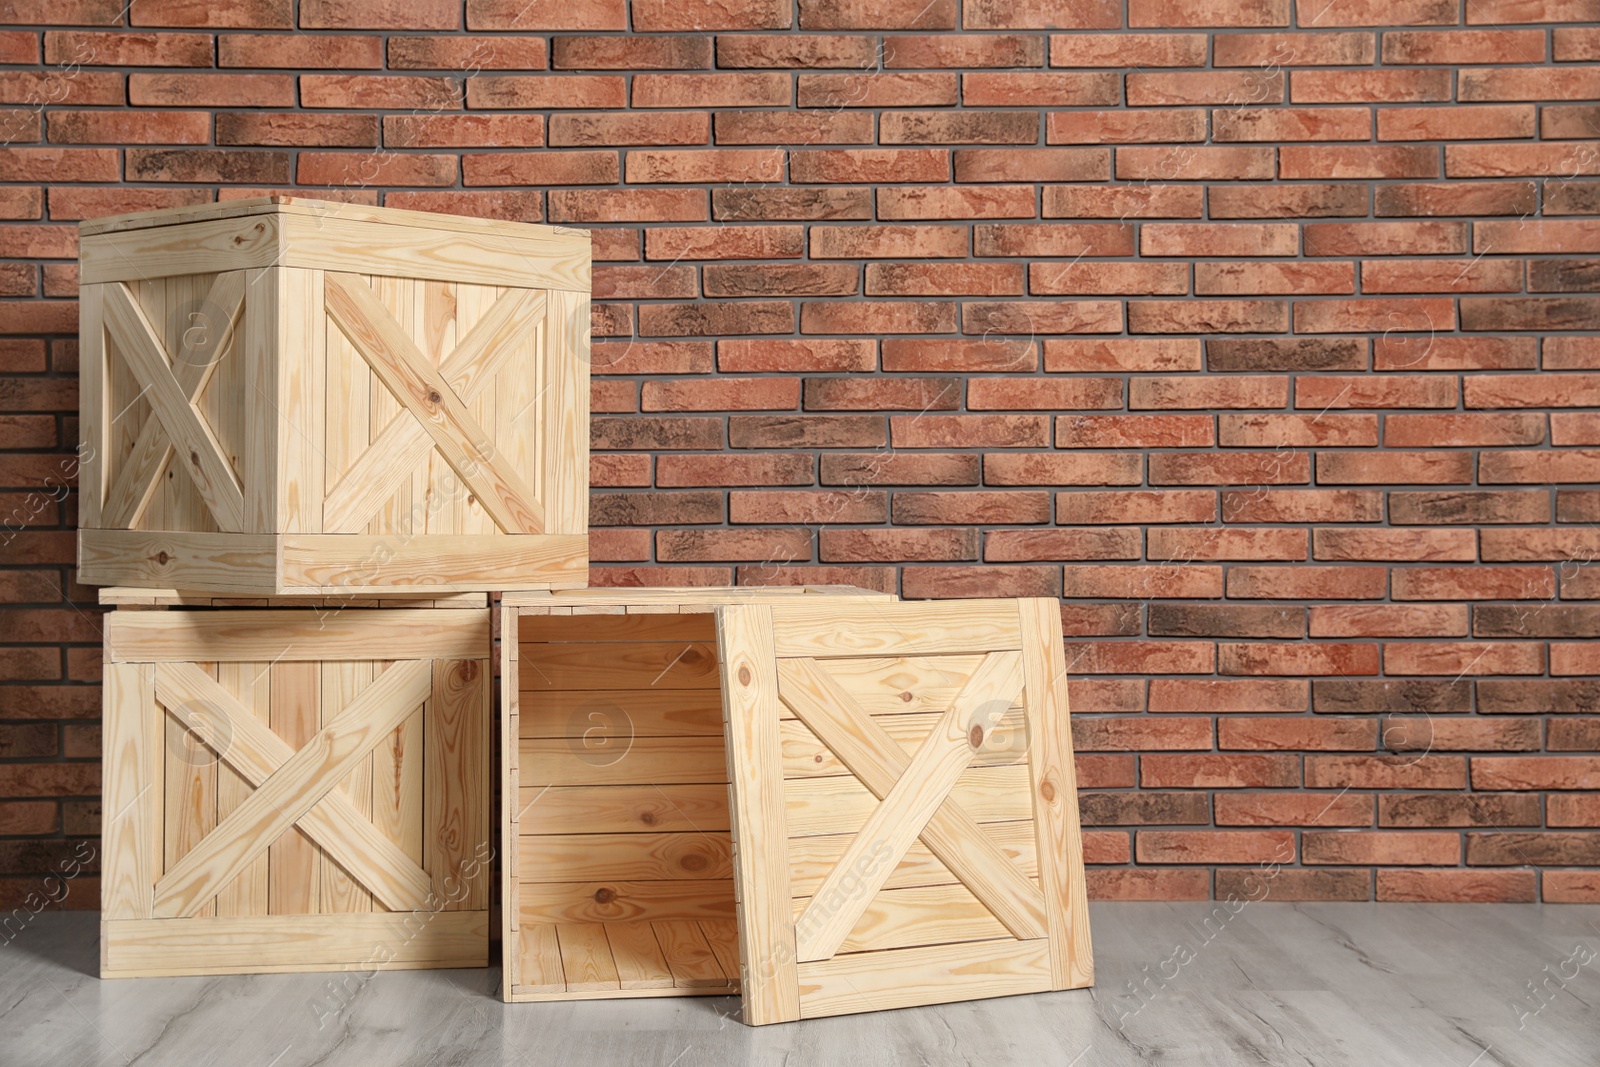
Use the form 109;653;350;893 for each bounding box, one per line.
102;281;245;533
427;659;489;911
106;609;487;663
790;651;1026;962
542;288;590;537
717;605;801;1026
603;922;673;989
100;912;487;978
102;662;160;923
1018;597;1094;991
154;660;432;917
796;938;1052;1020
324;271;545;536
776;656;1046;942
767;601;1024;658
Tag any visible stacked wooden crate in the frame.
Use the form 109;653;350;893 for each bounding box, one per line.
84;198;1093;1022
84;198;591;976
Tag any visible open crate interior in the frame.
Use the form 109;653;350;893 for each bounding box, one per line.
514;608;739;998
502;586;897;1003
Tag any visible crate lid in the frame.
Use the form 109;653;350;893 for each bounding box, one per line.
79;195;590;244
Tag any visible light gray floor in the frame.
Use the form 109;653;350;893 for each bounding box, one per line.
2;904;1598;1066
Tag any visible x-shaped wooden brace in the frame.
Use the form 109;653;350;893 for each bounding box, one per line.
149;659;435;919
778;651;1047;963
102;276;247;532
322;272;548;535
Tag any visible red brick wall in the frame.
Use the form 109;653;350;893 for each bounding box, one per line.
3;1;1599;909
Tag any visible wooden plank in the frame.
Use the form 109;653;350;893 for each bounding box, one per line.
788;820;1038;898
80;214;282;284
517;832;733;883
454;282;493;536
277;268;325;534
322;287;546;535
700;919;741;981
281;213;590;291
214;661;269;917
1018;597;1094;991
794;882;1009;956
777;654;986;720
100;911;488;978
503;586;894;609
154;661;434;915
241;267;276;533
653;920;725;989
791;650;1026;963
103;271;246;530
105;609;487;663
79;283;106;528
419;280;460;537
324;271;546;535
501;601;521;1000
542;288;590;537
780;706;1027;778
319;661;374;914
776;656;1047;943
784;765;1034;838
515;922;564;994
518;736;727;787
80;196;590;246
101;662;160;923
555;923;619;992
517;689;725;738
102;281;245;532
371;694;424;866
163;660;218;919
716;604;801;1026
96;587;487;607
267;660;318;917
427;659;489;911
518;641;720;692
78;530;277;594
519;613;715;645
509;983;732;1003
605;922;674;990
516;784;730;836
278;532;586;592
796;939;1051;1020
322;273;371;526
154;659;433;918
519;881;735;926
768;601;1024;658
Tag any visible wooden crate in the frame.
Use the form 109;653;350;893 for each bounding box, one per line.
101;602;492;978
502;589;1093;1023
78;196;589;596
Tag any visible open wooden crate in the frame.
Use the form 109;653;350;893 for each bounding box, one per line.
78;197;589;596
503;588;1092;1023
100;593;491;977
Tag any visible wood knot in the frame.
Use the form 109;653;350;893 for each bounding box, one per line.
426;389;442;404
968;724;984;749
680;853;708;872
738;665;751;686
814;753;824;763
593;887;615;904
639;811;656;826
189;450;201;467
154;551;170;565
900;691;913;703
1040;780;1057;803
